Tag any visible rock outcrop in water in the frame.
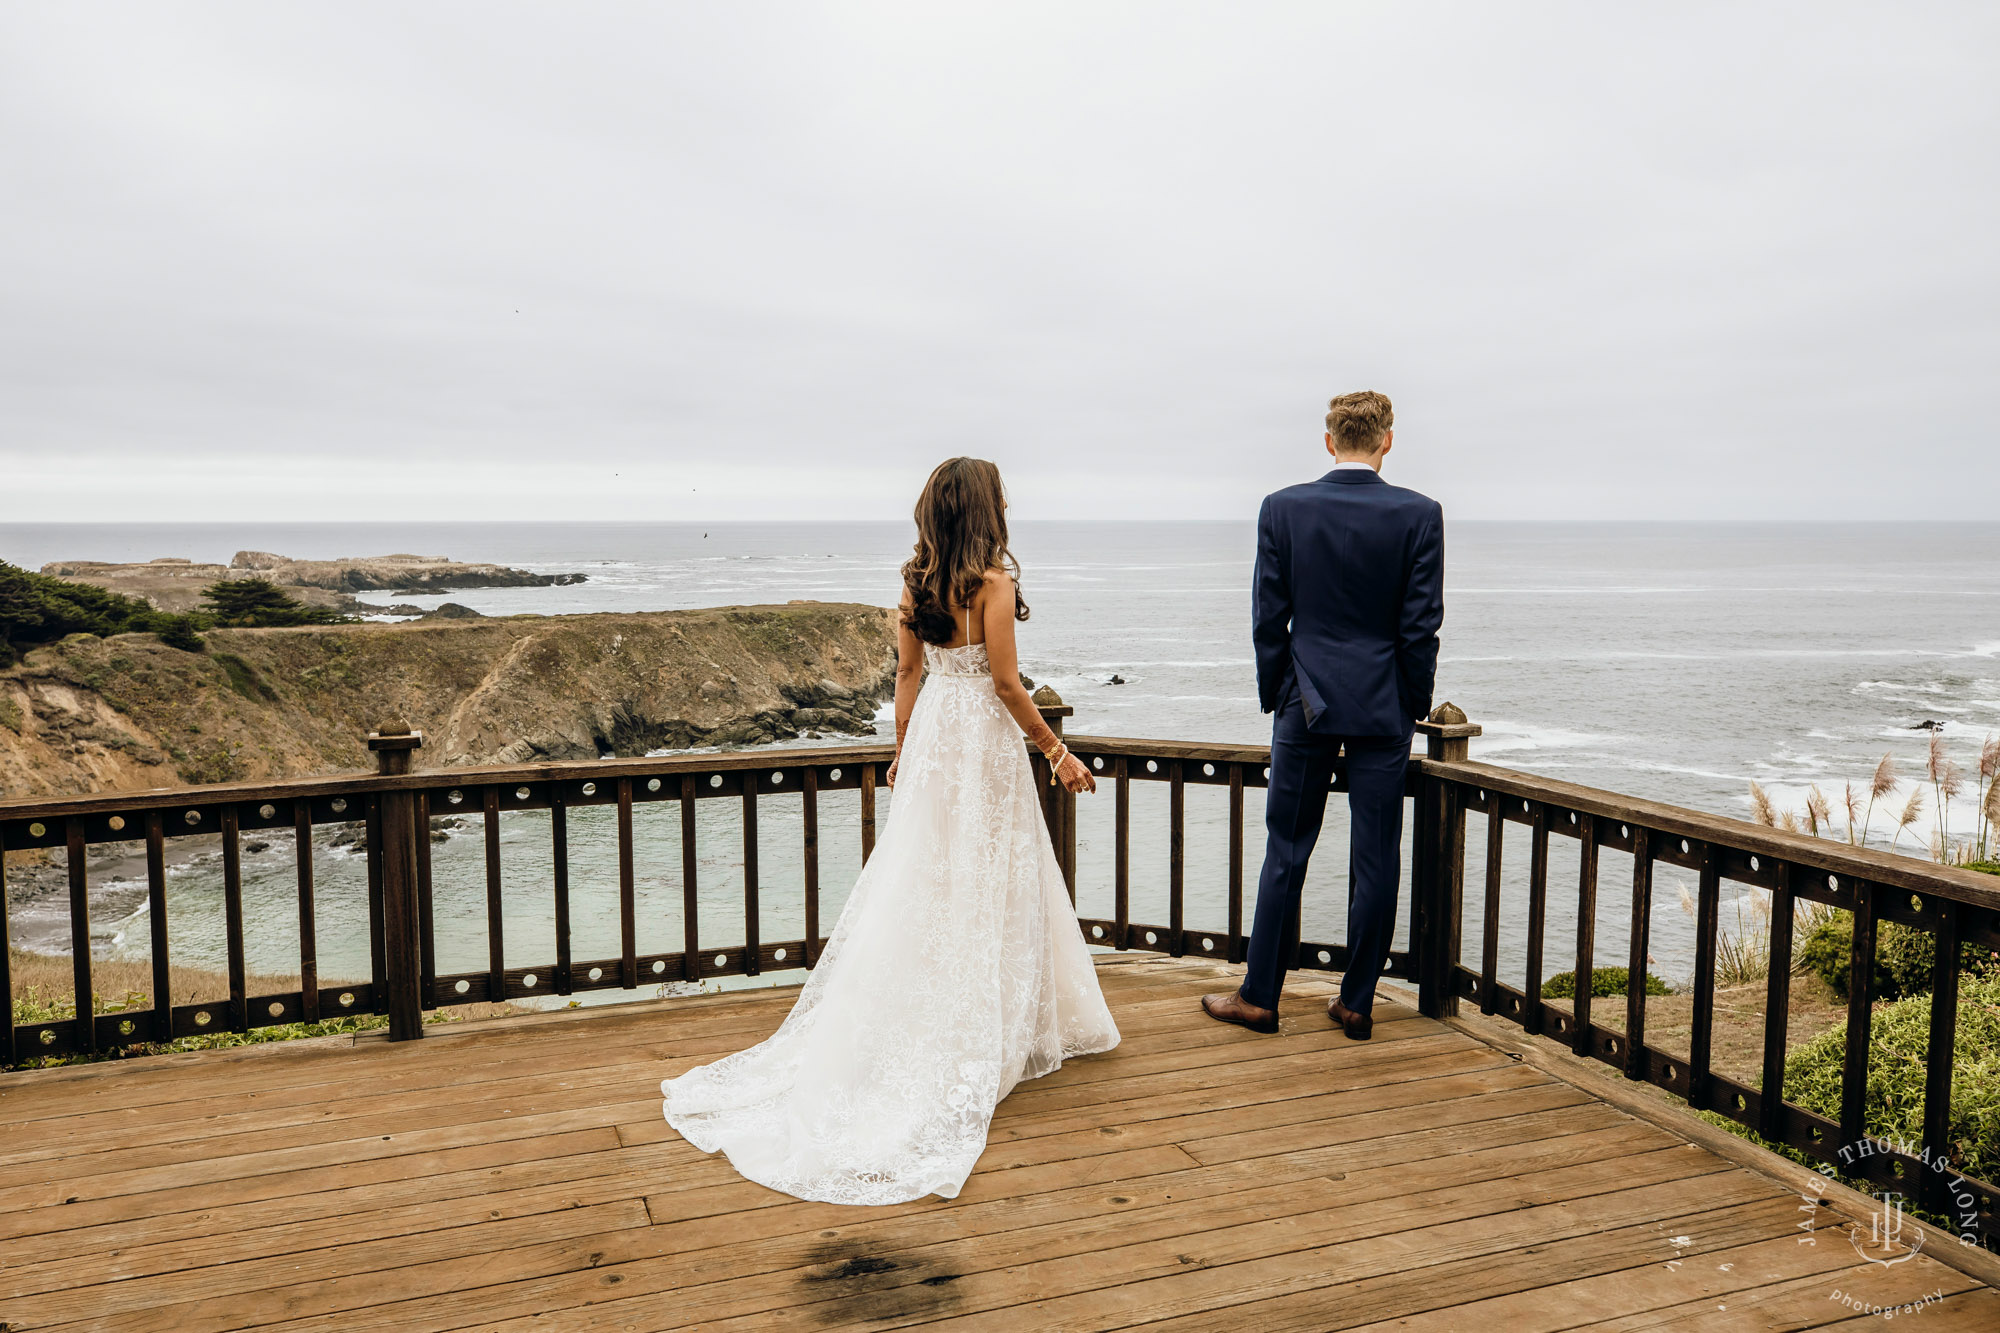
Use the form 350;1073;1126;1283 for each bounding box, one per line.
0;603;895;798
39;552;585;615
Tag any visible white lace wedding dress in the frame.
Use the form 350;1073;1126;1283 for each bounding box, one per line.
659;639;1121;1205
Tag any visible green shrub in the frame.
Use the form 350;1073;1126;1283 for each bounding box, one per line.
199;578;351;628
155;614;206;652
1796;915;1992;1001
0;561;203;659
1543;966;1670;999
1779;973;2000;1190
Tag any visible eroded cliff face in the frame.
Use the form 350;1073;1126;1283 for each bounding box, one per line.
0;603;896;798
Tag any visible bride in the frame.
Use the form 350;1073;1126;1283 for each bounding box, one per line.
660;457;1119;1205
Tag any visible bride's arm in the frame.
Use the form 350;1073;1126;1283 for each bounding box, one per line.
981;571;1096;794
887;588;924;786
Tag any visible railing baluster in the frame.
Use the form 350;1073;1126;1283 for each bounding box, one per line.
1840;880;1879;1154
1920;897;1961;1215
742;786;760;977
1413;771;1443;1016
618;778;637;989
365;794;387;998
66;817;96;1051
220;807;247;1034
680;775;700;983
416;792;436;1010
483;788;505;999
1061;763;1077;898
1114;758;1131;950
1440;781;1466;1019
860;763;877;863
551;787;571;995
1524;803;1549;1035
1480;805;1503;1015
1625;827;1653;1080
1689;841;1720;1109
802;767;821;967
1227;763;1244;963
1759;862;1796;1138
1572;814;1598;1057
146;812;171;1040
1168;761;1185;957
293;801;318;1025
0;825;12;1065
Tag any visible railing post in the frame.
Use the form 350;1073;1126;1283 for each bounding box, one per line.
1413;704;1479;1019
366;721;426;1042
1033;686;1076;901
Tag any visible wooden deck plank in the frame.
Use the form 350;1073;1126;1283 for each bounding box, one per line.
1589;1254;1984;1330
239;1123;1699;1333
473;1150;1752;1333
1344;1232;1876;1332
1136;1196;1841;1332
1;955;1987;1333
642;1104;1645;1253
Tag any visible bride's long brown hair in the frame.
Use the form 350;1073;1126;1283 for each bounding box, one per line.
900;457;1029;647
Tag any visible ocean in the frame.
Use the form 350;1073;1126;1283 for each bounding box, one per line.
5;520;1998;1006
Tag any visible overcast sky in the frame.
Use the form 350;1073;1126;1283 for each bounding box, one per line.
2;3;1995;523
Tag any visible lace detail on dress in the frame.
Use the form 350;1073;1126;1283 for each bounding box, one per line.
924;641;991;677
659;636;1119;1205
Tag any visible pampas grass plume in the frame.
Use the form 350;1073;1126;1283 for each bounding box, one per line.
1749;781;1776;827
1871;754;1897;801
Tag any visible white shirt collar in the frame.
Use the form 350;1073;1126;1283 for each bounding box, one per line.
1330;460;1379;472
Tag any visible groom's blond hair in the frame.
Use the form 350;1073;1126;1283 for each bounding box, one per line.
1325;391;1393;455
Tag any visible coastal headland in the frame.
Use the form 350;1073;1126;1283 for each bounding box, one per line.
39;550;585;615
0;602;896;798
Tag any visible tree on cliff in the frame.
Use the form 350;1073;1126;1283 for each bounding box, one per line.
199;578;355;628
0;561;205;662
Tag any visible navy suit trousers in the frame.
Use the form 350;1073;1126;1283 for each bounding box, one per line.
1239;697;1408;1014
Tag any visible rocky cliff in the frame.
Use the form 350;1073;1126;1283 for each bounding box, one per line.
0;603;896;798
40;552;585;614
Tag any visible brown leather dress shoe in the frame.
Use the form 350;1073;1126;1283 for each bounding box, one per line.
1201;991;1279;1034
1328;998;1373;1040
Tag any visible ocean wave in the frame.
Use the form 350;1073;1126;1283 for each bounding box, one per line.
1875;721;1988;740
1474;721;1615;755
1623;761;1754;784
1853;680;1949;695
1975;641;2000;657
1082;659;1254;669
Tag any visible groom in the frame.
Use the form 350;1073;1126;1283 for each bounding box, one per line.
1203;390;1444;1039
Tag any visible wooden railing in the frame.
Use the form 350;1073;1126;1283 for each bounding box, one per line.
3;701;1995;1247
1403;725;2000;1251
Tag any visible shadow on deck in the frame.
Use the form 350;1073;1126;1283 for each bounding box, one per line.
1;955;1994;1331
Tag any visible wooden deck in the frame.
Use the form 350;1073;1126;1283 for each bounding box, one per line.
1;956;1994;1331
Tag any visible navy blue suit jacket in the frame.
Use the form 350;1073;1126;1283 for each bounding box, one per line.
1253;469;1444;738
